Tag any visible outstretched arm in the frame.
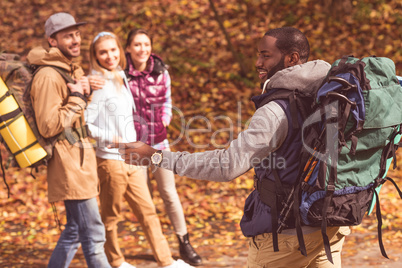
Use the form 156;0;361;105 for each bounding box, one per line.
108;141;156;166
109;101;288;182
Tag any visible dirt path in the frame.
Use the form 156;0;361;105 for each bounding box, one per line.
1;221;402;268
342;231;402;268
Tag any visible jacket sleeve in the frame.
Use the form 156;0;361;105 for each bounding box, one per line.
161;70;172;126
84;87;108;145
30;68;87;138
160;101;289;182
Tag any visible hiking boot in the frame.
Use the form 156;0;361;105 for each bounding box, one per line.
177;234;202;266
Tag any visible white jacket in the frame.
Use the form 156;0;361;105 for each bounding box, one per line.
85;70;137;161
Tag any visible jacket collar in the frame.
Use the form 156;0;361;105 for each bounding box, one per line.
27;46;83;77
126;53;167;77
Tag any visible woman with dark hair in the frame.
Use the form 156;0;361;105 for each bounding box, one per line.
125;28;202;266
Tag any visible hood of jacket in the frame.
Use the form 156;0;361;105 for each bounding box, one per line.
27;46;84;76
263;59;331;95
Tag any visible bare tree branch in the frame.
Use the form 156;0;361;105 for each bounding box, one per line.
209;0;248;77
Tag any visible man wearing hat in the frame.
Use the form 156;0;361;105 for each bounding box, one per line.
27;12;112;268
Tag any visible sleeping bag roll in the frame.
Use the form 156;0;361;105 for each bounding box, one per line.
0;77;47;168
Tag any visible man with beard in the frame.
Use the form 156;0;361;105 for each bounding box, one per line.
27;12;111;268
110;27;350;267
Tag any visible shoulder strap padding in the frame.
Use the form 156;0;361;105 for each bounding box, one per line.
258;89;315;129
34;65;75;84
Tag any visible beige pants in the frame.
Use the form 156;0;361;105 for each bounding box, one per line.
247;226;351;268
148;166;187;236
97;158;173;267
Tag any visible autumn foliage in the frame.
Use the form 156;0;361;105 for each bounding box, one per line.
1;0;402;267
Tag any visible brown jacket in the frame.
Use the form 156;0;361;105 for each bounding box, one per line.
27;47;98;203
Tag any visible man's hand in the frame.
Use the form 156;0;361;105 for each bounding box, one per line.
88;75;106;91
108;141;157;166
67;78;84;95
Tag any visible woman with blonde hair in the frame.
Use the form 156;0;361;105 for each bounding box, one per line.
86;31;194;268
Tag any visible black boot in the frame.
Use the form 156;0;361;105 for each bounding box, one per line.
177;233;202;266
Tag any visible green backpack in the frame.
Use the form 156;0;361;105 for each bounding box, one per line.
266;56;402;262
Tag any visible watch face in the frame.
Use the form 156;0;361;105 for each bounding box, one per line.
152;152;162;164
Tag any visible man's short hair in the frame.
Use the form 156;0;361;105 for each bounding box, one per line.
265;27;310;63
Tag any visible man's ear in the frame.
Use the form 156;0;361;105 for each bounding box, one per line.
285;52;301;67
48;37;57;47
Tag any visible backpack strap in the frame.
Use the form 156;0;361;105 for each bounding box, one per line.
51;202;62;231
384;177;402;199
258;89;291;107
33;65;75;84
320;163;336;264
27;65;75;100
291;125;329;257
374;177;402;259
373;189;388;259
11;140;40;158
293;175;307;257
258;88;312;130
379;125;402;176
0;109;23;125
320;76;362;155
289;91;301;129
318;107;341;264
0;147;10;198
254;171;292;252
254;175;279;251
0;91;12;103
32;65;90;145
57;123;90;145
271;169;286;251
45;67;90;145
320;90;357;152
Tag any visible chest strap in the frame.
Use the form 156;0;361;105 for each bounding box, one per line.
57;124;89;145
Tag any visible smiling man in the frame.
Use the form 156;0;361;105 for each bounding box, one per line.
111;27;350;267
256;28;310;87
27;12;111;268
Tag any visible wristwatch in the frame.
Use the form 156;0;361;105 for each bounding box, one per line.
151;150;163;167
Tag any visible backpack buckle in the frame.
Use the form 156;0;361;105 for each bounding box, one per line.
301;181;313;193
326;184;335;192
